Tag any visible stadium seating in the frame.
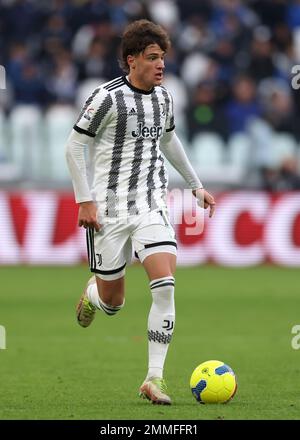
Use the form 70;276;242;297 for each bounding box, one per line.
75;78;107;109
227;133;252;170
0;109;6;161
271;132;297;167
1;0;300;190
9;105;44;180
3;104;300;188
190;132;247;186
192;132;225;168
44;105;77;181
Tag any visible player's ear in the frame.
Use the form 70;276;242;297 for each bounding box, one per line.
127;54;136;70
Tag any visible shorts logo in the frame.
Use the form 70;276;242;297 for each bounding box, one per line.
96;253;102;267
132;122;162;140
83;107;94;121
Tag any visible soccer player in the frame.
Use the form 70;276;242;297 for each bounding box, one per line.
65;19;215;405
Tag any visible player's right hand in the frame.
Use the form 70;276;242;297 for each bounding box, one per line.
78;201;101;232
192;188;216;218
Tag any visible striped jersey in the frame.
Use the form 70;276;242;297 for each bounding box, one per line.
73;75;175;218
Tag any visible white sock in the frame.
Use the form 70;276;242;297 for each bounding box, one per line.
87;282;101;309
146;276;175;380
86;282;124;316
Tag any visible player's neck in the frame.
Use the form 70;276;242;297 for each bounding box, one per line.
127;74;154;93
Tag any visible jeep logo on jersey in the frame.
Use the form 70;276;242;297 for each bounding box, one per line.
132;122;163;140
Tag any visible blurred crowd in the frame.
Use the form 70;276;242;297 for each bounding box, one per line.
1;0;300;190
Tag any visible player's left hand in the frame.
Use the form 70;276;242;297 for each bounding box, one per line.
192;188;216;218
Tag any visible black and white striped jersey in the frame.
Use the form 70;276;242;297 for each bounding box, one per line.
73;75;175;218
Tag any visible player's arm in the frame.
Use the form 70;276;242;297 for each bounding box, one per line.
66;86;113;231
65;129;101;231
160;130;216;218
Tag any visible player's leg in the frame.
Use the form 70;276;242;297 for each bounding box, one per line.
76;223;130;327
141;251;176;279
132;210;177;404
95;276;125;307
83;274;125;318
139;252;176;404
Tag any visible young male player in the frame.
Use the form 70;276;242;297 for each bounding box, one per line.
65;19;215;405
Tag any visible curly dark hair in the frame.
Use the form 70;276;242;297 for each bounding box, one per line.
120;19;171;73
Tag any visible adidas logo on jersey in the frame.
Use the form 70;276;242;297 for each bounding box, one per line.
129;107;137;115
132;122;163;140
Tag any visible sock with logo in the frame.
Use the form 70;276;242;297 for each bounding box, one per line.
146;276;175;380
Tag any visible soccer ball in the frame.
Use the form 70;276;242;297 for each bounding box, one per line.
190;360;237;404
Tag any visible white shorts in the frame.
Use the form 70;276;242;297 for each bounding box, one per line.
86;209;177;280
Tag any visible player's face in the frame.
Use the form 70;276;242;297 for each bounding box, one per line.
128;44;165;90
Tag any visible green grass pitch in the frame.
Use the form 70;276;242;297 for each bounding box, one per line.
0;265;299;420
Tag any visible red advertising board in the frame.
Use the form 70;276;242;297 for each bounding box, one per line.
0;191;299;266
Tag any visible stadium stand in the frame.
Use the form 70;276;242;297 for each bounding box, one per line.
1;0;300;189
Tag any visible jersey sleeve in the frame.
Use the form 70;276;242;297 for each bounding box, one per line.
73;87;113;138
164;90;175;133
